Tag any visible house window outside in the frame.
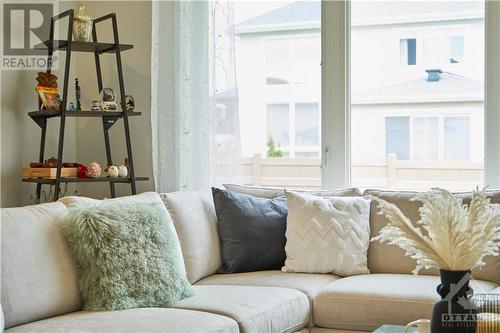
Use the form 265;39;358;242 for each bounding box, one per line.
266;102;320;158
400;38;417;65
266;104;290;148
295;103;320;147
444;117;470;160
385;117;410;160
449;36;464;64
412;117;439;160
385;116;471;161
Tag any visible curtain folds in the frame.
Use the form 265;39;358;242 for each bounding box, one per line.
151;0;242;193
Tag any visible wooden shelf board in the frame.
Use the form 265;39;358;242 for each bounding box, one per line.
34;40;133;53
22;177;149;184
29;110;142;119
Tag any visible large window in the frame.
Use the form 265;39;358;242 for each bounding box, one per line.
207;0;498;191
350;0;485;190
235;1;321;189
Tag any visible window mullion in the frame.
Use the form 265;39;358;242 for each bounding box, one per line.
321;0;350;189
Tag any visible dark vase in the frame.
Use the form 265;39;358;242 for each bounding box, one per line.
431;269;477;333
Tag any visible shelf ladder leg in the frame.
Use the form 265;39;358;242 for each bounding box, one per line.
53;10;74;201
112;14;136;195
36;119;47;200
37;15;54;201
102;119;116;197
93;25;116;198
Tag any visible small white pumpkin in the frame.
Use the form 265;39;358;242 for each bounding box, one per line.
107;165;119;178
118;165;128;177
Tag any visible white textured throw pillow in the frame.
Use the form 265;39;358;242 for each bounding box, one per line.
283;191;371;276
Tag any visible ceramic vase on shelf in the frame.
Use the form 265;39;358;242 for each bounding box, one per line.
431;269;476;333
73;4;92;42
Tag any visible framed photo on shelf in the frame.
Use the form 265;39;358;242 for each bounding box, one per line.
36;86;61;110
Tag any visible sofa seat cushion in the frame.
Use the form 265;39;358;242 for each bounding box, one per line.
175;285;310;333
4;308;238;333
313;274;498;331
197;270;340;299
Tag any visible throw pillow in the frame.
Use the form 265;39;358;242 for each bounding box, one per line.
160;190;221;284
223;183;361;198
212;187;287;273
283;191;372;276
61;201;193;311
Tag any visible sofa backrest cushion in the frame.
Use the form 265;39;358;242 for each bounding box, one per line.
1;202;81;329
365;189;500;284
223;184;361;198
58;191;162;207
161;190;221;283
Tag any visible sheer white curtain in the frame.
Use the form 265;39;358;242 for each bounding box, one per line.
151;0;242;192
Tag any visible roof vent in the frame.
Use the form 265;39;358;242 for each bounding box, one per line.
426;69;442;82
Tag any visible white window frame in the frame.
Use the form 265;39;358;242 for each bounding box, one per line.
322;0;500;189
485;1;500;188
322;0;350;188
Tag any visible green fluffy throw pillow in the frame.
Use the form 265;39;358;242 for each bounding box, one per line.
61;201;193;311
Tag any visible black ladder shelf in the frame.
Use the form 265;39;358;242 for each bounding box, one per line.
27;9;148;201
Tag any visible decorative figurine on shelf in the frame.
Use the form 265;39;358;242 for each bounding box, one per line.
125;95;135;112
36;72;58;88
107;165;119;178
36;72;61;111
68;102;76;111
75;78;82;110
118;158;128;177
76;163;88;178
43;157;58;168
91;100;100;111
86;162;102;178
73;4;92;42
99;88;117;111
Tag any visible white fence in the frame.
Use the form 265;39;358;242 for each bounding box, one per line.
242;154;484;191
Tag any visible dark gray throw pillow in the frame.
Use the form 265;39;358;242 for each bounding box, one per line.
212;187;287;273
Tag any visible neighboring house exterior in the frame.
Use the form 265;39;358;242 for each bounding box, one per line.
235;1;485;164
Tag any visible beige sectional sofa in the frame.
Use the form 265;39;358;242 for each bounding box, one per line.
1;189;499;333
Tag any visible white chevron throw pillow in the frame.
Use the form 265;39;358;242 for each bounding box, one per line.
283;191;371;276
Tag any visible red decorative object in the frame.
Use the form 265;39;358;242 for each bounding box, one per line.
76;163;89;178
